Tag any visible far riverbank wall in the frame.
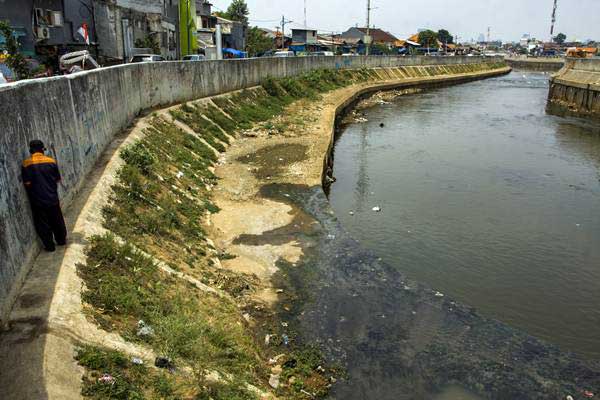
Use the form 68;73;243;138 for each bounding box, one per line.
0;55;503;325
547;58;600;120
505;57;564;71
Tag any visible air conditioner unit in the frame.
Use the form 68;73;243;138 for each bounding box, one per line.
36;26;50;40
50;11;63;27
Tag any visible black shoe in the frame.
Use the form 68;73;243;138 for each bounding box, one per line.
56;240;67;246
44;246;56;252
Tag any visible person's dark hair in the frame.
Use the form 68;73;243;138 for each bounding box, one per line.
29;140;45;154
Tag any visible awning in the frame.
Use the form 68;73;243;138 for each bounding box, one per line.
222;48;245;57
406;40;421;46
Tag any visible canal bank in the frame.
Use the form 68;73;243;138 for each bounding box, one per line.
212;66;600;399
0;61;513;400
505;56;564;72
547;58;600;121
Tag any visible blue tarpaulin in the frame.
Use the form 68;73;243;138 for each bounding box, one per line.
222;48;246;58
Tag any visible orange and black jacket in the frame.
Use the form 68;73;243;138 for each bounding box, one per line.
22;152;62;207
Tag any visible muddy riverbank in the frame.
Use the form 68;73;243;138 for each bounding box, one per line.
211;68;600;398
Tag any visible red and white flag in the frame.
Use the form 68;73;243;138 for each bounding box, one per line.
77;23;89;45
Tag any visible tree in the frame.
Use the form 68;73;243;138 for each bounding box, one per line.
553;32;567;45
223;0;249;25
418;30;439;49
0;20;30;80
437;29;454;44
246;26;273;56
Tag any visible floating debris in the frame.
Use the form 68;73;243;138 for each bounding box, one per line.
349;211;355;215
434;291;445;298
372;206;382;212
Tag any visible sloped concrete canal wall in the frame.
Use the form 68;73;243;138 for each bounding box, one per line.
547;57;600;120
0;55;503;324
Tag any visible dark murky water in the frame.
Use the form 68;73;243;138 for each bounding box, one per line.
329;72;600;360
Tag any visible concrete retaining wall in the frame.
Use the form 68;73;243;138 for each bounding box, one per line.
547;58;600;120
0;55;503;324
505;57;564;72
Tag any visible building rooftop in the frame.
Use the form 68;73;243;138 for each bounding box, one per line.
355;27;398;43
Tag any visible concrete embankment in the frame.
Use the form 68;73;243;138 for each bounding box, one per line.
505;56;564;71
547;57;600;120
0;55;502;326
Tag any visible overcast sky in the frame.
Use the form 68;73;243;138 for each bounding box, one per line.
210;0;600;42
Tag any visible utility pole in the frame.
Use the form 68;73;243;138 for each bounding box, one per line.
550;0;558;40
304;0;307;27
365;0;371;56
281;15;293;49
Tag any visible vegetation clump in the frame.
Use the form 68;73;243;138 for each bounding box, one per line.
77;66;398;398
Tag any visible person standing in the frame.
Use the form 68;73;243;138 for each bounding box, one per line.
22;140;67;252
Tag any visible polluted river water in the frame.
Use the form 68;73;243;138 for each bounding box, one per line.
328;71;600;362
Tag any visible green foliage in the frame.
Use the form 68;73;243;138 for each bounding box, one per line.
134;36;160;55
0;20;31;79
221;0;249;25
437;29;454;44
79;235;261;397
553;32;567;45
120;142;156;175
103;117;218;269
418;30;439;48
246;26;274;56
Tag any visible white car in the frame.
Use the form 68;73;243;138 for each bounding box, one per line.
182;54;206;61
274;51;295;58
0;71;7;84
130;54;165;63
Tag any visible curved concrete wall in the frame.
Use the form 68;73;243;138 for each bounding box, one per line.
0;55;502;323
505;57;564;72
547;58;600;120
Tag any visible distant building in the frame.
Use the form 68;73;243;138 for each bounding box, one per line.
94;0;179;62
292;27;317;45
195;0;216;46
0;0;98;66
341;27;398;47
216;16;246;51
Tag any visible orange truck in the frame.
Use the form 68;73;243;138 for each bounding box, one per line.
566;47;598;58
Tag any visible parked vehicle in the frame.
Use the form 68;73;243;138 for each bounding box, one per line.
59;50;100;74
312;51;334;56
130;54;165;63
0;71;7;85
274;51;295;58
182;54;206;61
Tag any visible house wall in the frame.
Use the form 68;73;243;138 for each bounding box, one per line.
0;55;504;326
0;0;96;57
0;0;36;54
93;0;178;62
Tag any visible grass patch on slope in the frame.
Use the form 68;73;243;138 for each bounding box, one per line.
78;235;261;399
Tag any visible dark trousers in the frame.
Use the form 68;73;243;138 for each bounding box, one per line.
31;203;67;251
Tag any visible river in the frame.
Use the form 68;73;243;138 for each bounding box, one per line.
329;71;600;361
